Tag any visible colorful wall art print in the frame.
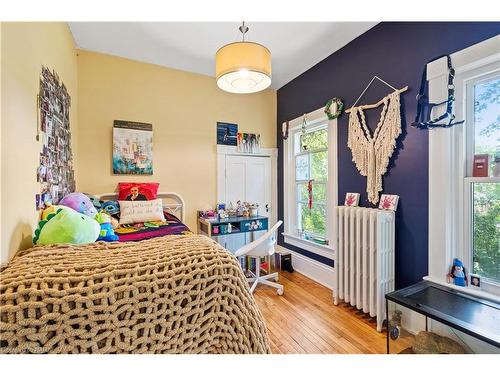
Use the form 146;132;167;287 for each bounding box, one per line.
344;192;360;207
379;194;399;211
113;120;153;175
217;122;238;146
37;66;75;207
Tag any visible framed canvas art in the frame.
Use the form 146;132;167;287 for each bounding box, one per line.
113;120;153;175
345;192;360;207
379;194;399;211
217;122;238;146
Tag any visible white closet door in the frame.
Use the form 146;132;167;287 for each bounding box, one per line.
223;155;272;252
225;155;271;215
225;155;247;206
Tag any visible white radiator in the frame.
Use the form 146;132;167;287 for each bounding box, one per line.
333;206;395;332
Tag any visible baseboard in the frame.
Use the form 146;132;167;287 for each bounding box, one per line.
276;245;334;290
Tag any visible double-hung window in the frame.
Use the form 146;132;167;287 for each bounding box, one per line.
295;126;328;239
427;36;500;296
283;108;337;258
465;73;500;285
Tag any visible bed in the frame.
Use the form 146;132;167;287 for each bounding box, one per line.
0;192;270;354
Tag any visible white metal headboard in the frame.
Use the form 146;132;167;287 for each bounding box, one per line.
96;192;186;222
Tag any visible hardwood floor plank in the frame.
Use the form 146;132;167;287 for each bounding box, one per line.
253;270;412;354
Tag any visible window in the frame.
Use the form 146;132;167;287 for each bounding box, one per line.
283;107;337;258
427;37;500;297
295;127;328;239
466;74;500;284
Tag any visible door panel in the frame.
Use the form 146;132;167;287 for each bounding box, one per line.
225;155;271;214
225;156;246;206
224;154;272;246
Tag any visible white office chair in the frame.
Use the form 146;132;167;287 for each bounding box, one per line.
235;220;284;295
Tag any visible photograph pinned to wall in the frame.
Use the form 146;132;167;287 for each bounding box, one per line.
36;66;75;208
379;194;399;211
113;120;153;175
217;122;238;146
237;132;261;153
344;192;360;207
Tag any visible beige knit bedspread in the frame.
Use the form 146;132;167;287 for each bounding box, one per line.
0;235;270;354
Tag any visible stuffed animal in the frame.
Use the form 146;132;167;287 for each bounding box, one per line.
40;203;65;221
95;211;119;242
101;200;120;216
447;258;468;287
59;192;98;218
85;193;105;211
33;206;100;245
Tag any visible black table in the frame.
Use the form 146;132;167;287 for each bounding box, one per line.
385;281;500;353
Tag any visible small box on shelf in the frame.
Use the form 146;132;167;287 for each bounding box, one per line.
473;154;490;177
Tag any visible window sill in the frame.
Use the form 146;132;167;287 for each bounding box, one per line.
282;233;334;259
423;276;500;303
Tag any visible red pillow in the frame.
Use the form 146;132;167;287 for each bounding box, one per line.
118;182;160;201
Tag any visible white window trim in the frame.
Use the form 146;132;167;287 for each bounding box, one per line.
428;35;500;298
283;107;338;258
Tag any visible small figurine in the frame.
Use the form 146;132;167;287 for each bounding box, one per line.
389;310;402;340
447;258;468;287
218;210;228;220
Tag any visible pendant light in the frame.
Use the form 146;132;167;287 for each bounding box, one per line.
215;22;272;94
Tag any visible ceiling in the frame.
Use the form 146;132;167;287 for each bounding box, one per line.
69;22;377;89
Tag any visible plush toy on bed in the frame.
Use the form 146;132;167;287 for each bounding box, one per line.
59;192;98;218
40;203;64;221
33;206;100;245
95;211;119;242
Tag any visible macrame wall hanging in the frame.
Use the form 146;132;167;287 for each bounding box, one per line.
346;76;408;204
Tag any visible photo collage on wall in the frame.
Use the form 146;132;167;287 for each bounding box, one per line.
36;66;75;209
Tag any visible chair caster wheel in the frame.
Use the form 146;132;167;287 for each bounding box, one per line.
277;288;284;296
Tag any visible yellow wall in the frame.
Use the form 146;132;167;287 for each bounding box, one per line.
76;50;276;232
0;23;78;264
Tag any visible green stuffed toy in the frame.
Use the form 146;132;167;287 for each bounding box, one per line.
33;206;100;245
94;211;119;242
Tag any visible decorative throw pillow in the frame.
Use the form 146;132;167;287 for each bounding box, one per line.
119;199;165;225
118;182;160;201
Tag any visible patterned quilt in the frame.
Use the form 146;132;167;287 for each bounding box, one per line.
115;211;192;242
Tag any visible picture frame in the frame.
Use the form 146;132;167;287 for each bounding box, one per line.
379;194;399;211
345;192;360;207
470;274;481;288
113;120;153;175
217;122;238;146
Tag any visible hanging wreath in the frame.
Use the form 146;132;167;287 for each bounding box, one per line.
324;97;344;120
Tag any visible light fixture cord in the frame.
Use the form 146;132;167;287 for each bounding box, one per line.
239;21;249;42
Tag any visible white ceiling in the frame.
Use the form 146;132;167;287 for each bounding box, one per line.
69;22;377;89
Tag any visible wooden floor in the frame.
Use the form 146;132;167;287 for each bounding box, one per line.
253;271;412;354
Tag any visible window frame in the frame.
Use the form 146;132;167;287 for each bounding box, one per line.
427;36;500;299
294;124;329;239
463;71;500;287
283;107;338;259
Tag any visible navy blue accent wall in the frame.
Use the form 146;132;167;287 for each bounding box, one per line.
277;22;500;289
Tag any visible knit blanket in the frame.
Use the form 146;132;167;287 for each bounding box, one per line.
0;235;270;354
